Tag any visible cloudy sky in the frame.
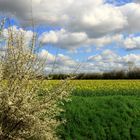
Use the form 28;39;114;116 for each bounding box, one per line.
0;0;140;73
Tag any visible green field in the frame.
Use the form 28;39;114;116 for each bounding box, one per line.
55;80;140;140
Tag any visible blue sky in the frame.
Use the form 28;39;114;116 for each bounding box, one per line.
0;0;140;73
107;0;133;5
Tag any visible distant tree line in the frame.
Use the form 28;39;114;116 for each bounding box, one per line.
44;67;140;80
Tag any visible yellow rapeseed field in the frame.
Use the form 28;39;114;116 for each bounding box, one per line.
43;80;140;96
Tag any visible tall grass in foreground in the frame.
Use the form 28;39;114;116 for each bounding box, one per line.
58;96;140;140
0;19;71;140
57;80;140;140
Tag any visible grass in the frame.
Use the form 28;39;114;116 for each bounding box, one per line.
56;80;140;140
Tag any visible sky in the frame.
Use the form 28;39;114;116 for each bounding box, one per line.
0;0;140;73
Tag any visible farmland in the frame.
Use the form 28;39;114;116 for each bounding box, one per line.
51;80;140;140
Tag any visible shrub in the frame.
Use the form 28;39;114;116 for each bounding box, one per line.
0;19;71;140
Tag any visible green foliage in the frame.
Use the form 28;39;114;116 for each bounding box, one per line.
58;95;140;140
44;69;140;80
73;88;140;97
56;80;140;140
